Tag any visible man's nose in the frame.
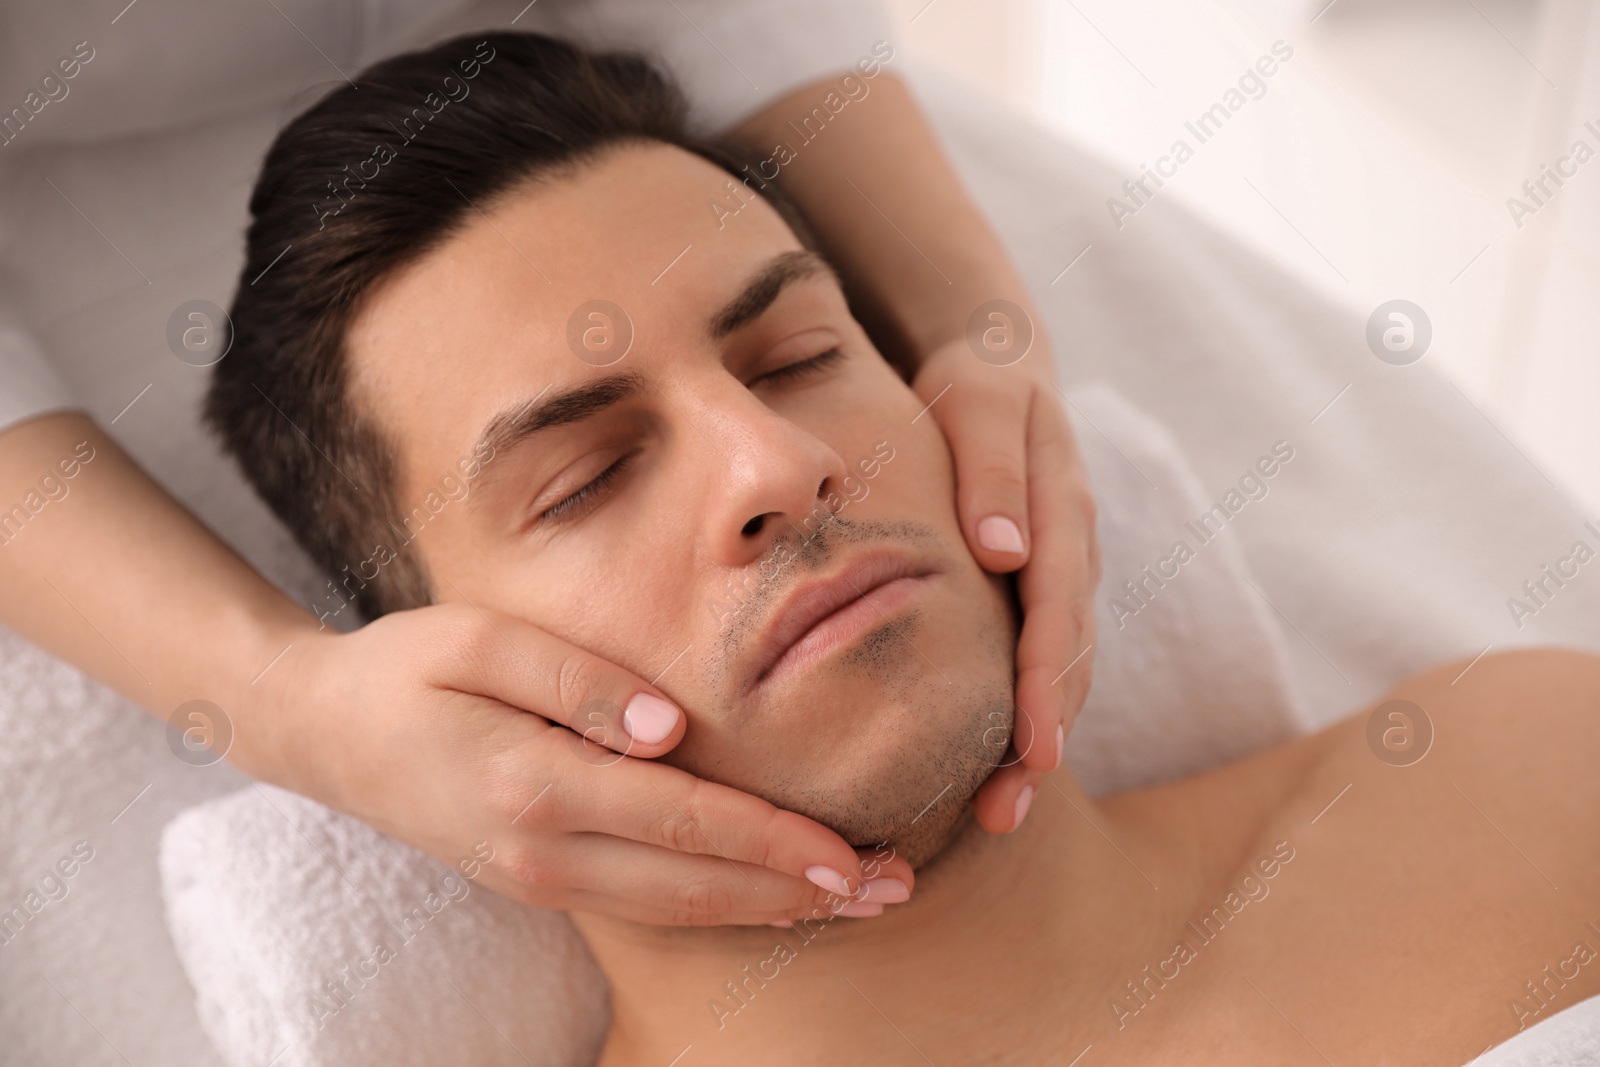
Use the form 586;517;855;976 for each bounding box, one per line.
688;383;850;570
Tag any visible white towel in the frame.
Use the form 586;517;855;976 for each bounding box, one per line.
160;784;610;1067
1061;384;1316;794
1467;995;1600;1067
158;383;1310;1067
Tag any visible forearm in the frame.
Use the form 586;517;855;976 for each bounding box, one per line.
731;72;1049;377
0;410;314;781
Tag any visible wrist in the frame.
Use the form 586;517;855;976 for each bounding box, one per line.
914;318;1059;390
217;602;328;793
900;275;1052;371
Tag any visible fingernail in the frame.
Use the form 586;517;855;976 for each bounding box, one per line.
862;878;910;904
804;865;853;896
838;901;884;918
1053;724;1065;770
1012;784;1035;831
623;693;679;744
977;515;1025;555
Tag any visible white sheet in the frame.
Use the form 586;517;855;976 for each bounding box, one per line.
3;33;1599;1067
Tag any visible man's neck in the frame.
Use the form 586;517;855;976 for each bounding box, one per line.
576;768;1267;1067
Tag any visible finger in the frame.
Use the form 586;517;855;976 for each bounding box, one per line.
431;604;687;756
1013;391;1099;769
746;844;917;924
477;875;807;926
573;836;912;916
855;844;915;895
527;884;896;927
484;836;913;925
973;762;1042;834
537;745;873;894
731;846;917;923
509;833;839;919
926;377;1032;576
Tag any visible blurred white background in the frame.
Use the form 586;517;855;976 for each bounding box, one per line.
888;0;1600;514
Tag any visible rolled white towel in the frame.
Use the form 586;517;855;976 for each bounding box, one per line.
159;382;1310;1066
161;783;609;1067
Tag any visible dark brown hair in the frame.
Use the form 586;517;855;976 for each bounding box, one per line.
207;31;804;619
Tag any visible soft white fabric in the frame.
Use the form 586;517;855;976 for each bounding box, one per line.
0;0;473;146
0;297;73;429
1056;388;1315;793
528;0;896;134
156;382;1309;1067
0;625;246;1067
0;0;893;430
0;0;889;149
160;784;610;1067
4;11;1600;1066
1469;994;1600;1067
934;67;1600;727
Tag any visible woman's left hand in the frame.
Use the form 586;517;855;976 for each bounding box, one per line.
909;336;1101;833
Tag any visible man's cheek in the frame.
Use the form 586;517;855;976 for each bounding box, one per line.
860;437;958;534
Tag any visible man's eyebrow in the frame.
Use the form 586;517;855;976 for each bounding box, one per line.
470;371;647;475
709;250;835;339
466;251;828;491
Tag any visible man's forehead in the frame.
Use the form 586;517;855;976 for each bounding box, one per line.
345;142;833;493
351;142;808;373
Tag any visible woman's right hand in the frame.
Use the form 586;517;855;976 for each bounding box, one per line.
250;603;914;925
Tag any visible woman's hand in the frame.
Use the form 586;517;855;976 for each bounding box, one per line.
0;413;910;927
254;604;915;925
909;338;1101;834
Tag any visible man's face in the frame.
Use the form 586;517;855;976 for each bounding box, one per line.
345;141;1016;864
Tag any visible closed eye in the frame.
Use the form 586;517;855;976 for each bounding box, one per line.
535;349;840;526
538;452;634;525
750;347;844;387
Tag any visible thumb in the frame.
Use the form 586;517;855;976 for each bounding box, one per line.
427;603;687;757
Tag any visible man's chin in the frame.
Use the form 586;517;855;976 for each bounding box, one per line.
788;680;1013;870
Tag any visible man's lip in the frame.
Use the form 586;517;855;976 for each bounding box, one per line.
749;551;937;690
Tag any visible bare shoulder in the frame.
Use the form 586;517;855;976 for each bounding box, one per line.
1239;647;1600;1061
1360;646;1600;848
1384;645;1600;756
1088;649;1600;1065
1270;646;1600;830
